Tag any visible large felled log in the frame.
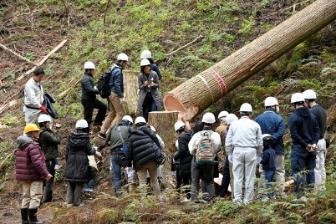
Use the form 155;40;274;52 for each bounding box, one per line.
164;0;336;120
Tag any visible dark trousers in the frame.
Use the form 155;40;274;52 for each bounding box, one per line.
111;152;122;196
66;182;84;206
176;170;191;198
190;159;215;201
87;167;97;189
43;159;56;202
142;93;157;121
219;156;231;197
82;99;107;126
291;148;316;195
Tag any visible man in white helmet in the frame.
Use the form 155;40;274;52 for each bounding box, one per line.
137;58;163;121
99;53;129;138
105;115;133;196
188;112;221;202
256;97;286;194
225;103;263;205
81;61;107;131
289;93;319;196
140;49;161;80
302;89;327;191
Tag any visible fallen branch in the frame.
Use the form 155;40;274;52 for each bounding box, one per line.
166;35;203;57
17;39;68;81
0;43;37;66
58;78;81;99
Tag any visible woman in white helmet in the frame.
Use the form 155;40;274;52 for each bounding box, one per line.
140;49;161;80
136;58;163;121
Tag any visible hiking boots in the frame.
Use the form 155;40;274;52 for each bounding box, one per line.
21;208;29;224
28;208;43;224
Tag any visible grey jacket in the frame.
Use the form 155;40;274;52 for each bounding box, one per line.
106;121;131;152
136;71;163;115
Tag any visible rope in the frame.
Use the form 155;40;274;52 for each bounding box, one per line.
196;74;215;103
210;68;228;96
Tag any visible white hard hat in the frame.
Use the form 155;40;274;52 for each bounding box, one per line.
302;89;317;100
150;126;156;132
84;61;95;70
140;50;152;59
202;112;216;124
240;103;253;112
122;115;133;124
264;97;279;107
291;93;305;103
225;113;238;125
174;120;185;132
117;53;129;61
140;59;151;67
37;114;52;123
218;111;229;119
75;119;88;129
134;116;146;125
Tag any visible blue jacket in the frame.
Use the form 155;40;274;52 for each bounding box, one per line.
108;65;124;98
288;107;320;151
261;147;276;171
256;110;286;155
151;63;161;80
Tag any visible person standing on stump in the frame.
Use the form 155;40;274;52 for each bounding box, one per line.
23;68;47;124
65;119;101;207
140;49;162;80
289;93;319;197
226;103;263;205
303;89;327;191
37;114;60;203
15;124;52;224
256;97;286;195
137;59;163;121
99;53;128;139
188;112;221;202
81;61;107;132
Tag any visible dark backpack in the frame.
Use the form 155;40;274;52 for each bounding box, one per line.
97;67;119;98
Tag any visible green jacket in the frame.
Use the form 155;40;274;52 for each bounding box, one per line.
39;127;61;160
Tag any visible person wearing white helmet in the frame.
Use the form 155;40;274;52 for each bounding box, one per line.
216;110;229;145
81;61;107;132
173;119;193;199
219;113;238;198
65;119;100;207
256;97;286;194
105;115;133;196
225;103;263;205
188;112;221;202
289;93;319;196
99;53;129;139
140;49;161;80
137;58;163;121
128;116;163;198
37;114;61;203
303;89;327;191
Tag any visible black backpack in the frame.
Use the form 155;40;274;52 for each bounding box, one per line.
97;67;118;98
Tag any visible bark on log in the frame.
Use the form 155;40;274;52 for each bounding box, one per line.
164;0;336;120
123;70;139;115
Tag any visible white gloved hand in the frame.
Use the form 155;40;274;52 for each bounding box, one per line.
94;86;98;91
228;154;233;163
95;151;102;158
120;97;125;102
256;156;262;164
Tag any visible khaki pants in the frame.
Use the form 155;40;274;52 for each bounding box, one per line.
100;93;124;134
274;155;285;193
137;162;160;197
20;181;43;209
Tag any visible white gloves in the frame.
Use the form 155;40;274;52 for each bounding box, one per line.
228;154;233;164
256;156;262;164
95;151;102;158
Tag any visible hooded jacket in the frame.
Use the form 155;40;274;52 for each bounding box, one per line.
128;126;161;171
173;131;193;176
39;127;61;160
15;135;49;181
64;131;95;182
288;107;320;151
81;73;99;101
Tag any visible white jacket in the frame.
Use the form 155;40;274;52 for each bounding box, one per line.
24;77;44;109
225;117;263;154
188;130;221;155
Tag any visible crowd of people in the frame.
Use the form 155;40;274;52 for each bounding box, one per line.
14;50;328;224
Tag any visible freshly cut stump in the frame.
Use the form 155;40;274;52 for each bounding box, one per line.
123;70;139;115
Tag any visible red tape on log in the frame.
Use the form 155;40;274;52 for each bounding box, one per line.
210;69;228;96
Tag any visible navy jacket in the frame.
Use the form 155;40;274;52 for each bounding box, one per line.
256;110;286;155
151;63;161;80
108;65;124;98
173;131;193;177
310;104;327;139
288;107;320;151
261;147;276;172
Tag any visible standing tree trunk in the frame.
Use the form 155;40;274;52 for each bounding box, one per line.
164;0;336;120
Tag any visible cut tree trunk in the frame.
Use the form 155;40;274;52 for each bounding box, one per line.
123;70;139;115
164;0;336;120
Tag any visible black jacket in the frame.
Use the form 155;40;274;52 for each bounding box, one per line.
261;147;276;172
289;107;320;150
310;104;327;139
174;131;192;176
128;126;161;171
64;131;95;182
39;127;61;160
81;73;98;101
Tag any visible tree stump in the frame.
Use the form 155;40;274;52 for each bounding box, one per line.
123;70;139;116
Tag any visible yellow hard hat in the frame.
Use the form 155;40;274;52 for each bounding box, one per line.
24;123;40;134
